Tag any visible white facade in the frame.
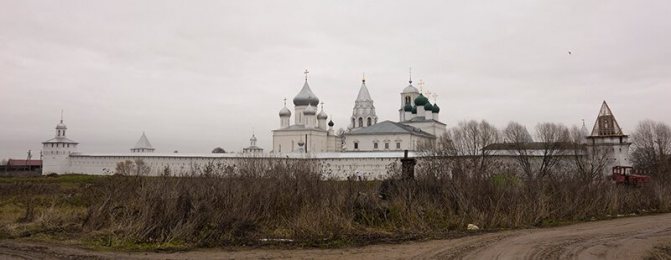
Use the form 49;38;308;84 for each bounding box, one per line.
272;72;342;153
42;118;79;174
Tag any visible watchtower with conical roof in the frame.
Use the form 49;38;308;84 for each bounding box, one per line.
131;132;155;153
586;101;632;170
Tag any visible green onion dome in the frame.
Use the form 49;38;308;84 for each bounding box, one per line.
432;103;440;113
414;93;429;106
424;101;433;111
411;106;417;114
404;103;413;112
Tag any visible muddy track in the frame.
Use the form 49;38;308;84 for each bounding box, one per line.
3;213;671;259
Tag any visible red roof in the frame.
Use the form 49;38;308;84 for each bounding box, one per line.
7;159;42;166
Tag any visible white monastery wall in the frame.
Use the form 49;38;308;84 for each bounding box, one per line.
56;152;419;180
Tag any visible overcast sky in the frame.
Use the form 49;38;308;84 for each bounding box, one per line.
1;0;670;159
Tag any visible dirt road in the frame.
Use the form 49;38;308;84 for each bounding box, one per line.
2;213;671;259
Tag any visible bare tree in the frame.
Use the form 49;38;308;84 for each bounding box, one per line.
631;120;671;180
503;121;534;179
534;122;570;179
115;159;151;176
446;120;501;176
569;126;610;181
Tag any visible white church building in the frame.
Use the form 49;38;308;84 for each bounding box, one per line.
271;71;447;153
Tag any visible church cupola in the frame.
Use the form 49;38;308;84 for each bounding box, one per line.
414;93;429;106
293;69;320;107
432;102;440;121
351;75;378;129
423;101;434;120
56;121;67;137
317;103;328;130
304;103;317;115
423;101;433;111
304;104;317;128
404;103;413;112
279;98;291;128
293;69;320;125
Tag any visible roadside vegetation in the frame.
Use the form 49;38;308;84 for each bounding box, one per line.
1;120;670;251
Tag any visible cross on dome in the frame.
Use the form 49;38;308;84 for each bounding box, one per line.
304;69;310;81
408;67;413;84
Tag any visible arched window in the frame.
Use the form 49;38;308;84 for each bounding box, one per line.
352;118;355;127
405;96;411;105
358;117;363;127
367;117;372;126
373;142;378;149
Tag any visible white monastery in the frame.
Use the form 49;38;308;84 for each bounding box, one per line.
272;70;445;154
41;70;631;178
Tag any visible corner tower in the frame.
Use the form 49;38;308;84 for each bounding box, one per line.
586;101;632;171
131;132;155;153
42;113;78;174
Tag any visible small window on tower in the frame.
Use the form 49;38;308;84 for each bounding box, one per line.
396;142;401;149
385;143;389;149
367;118;372;126
354;142;359;149
374;142;378;149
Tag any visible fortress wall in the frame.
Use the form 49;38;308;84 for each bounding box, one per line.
65;154;405;179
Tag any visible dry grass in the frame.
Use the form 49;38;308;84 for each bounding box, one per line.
1;158;670;250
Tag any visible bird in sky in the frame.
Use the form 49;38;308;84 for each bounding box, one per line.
568;51;572;55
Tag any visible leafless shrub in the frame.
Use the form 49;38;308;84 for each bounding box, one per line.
631;120;671;182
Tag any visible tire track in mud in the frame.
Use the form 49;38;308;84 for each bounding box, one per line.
3;214;671;259
458;215;671;260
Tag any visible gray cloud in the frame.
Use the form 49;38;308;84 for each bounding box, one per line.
1;0;670;159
